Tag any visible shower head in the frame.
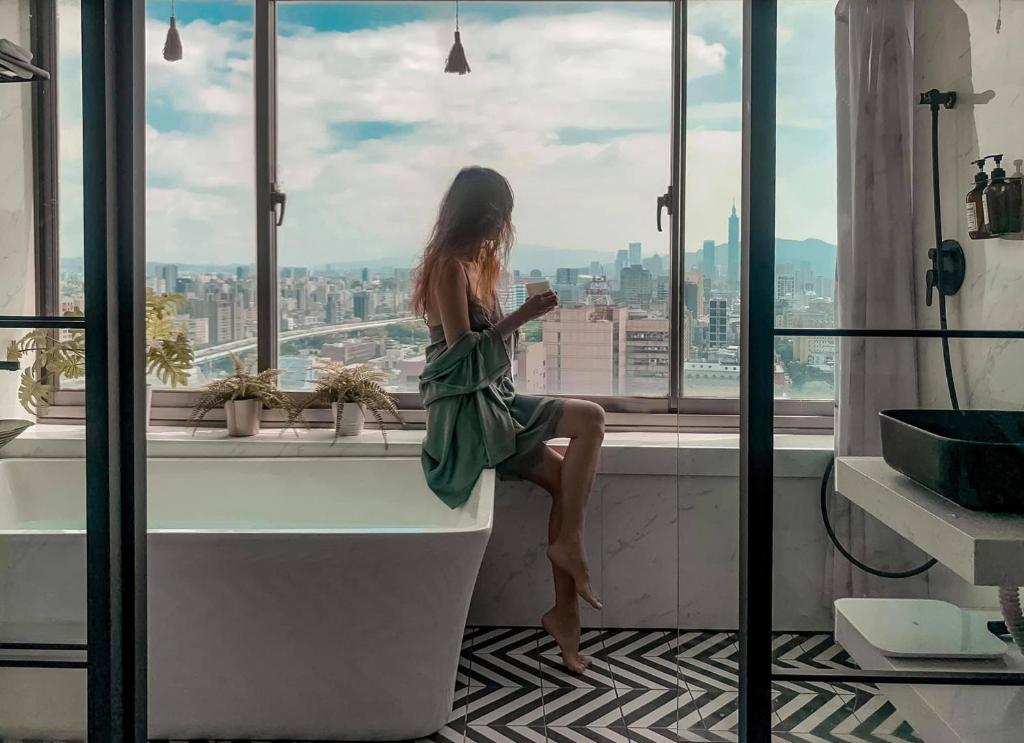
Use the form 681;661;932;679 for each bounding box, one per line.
919;89;957;110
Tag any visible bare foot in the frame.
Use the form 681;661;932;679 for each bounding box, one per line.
542;607;591;674
547;539;602;610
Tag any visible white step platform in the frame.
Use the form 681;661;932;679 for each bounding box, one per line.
837;599;1024;743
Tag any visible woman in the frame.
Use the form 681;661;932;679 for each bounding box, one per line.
415;167;605;674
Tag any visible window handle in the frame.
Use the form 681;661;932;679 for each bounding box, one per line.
656;186;673;232
270;184;287;227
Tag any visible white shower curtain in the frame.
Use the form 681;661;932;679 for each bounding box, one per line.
829;0;930;601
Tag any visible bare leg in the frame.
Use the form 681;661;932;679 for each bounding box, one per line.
546;399;604;610
523;447;590;673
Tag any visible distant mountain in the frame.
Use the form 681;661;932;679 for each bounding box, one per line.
61;238;837;279
684;238;837;279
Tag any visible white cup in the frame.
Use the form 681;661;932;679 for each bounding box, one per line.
526;280;551;297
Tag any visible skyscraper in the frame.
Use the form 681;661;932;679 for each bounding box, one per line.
727;204;740;289
702;239;716;282
628;242;642;267
709;298;728;347
615;249;630;274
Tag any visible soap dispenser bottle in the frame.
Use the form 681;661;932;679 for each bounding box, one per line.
966;157;990;239
1008;159;1024;234
984;154;1015;235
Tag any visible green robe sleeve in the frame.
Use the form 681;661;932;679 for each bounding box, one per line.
420;327;517;508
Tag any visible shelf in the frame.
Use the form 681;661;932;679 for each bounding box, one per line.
835;457;1024;586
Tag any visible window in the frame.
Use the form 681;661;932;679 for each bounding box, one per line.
42;0;838;420
681;0;837;401
274;1;674;396
57;0;256;387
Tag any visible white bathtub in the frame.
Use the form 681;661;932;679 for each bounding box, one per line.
0;457;493;740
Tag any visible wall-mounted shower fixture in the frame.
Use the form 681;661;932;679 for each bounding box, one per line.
925;239;965;307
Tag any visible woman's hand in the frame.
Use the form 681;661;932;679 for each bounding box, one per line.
495;290;558;338
515;291;559;323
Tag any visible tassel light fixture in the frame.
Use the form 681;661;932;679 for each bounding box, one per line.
163;0;183;62
444;0;470;75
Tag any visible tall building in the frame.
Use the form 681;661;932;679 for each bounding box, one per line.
619;265;653;306
702;239;717;283
353;291;374;320
555;267;580;285
727;204;740;289
543;306;619;396
589;261;603;277
361;267;370;283
628;242;642;267
615;249;630;275
540;305;671;396
709;298;728;347
158;264;178;294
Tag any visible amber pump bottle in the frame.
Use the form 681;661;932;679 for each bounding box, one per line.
984;154;1022;235
1008;159;1024;234
966;157;990;239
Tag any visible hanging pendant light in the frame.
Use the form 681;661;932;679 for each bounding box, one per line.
444;0;470;75
163;0;183;62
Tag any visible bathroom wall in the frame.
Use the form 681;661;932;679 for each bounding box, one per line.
912;0;1024;609
913;0;1024;410
470;453;840;631
0;0;38;421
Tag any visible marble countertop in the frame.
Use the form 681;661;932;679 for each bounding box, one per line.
835;457;1024;586
0;425;834;478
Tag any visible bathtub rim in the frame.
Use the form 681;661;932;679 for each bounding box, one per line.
0;456;495;537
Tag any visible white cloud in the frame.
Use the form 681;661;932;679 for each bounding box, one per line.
60;7;768;267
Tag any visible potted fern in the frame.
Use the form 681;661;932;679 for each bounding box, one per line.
7;291;194;424
188;353;300;436
297;361;402;444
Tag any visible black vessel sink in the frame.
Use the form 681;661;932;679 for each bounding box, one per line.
879;410;1024;513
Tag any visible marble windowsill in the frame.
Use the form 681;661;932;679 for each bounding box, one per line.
1;425;834;478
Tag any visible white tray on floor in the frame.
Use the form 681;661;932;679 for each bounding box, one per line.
836;598;1008;659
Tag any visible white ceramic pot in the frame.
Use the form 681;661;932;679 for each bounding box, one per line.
225;398;263;437
331;402;365;437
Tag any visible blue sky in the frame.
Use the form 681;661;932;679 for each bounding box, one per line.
59;1;838;267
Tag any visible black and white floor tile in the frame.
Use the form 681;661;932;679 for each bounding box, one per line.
437;627;922;743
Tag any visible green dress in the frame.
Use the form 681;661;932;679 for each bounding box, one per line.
419;301;563;508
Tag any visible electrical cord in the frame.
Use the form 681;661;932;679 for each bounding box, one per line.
820;458;938;578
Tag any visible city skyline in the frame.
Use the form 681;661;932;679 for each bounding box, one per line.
59;203;837;401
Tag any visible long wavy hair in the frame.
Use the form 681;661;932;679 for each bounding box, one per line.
411;167;515;318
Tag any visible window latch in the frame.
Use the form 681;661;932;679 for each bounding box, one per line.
270;184;287;227
656;186;673;232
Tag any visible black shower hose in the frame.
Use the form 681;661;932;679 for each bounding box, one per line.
818;98;957;579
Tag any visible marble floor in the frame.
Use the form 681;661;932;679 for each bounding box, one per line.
430;627;923;743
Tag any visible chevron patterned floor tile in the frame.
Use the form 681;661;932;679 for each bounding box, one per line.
545;725;634;743
672;631;738;659
466;685;547;727
606;650;681;689
543;686;627;728
614;687;686;729
463;724;549;742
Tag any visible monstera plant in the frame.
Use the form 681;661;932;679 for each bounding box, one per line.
6;290;195;414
